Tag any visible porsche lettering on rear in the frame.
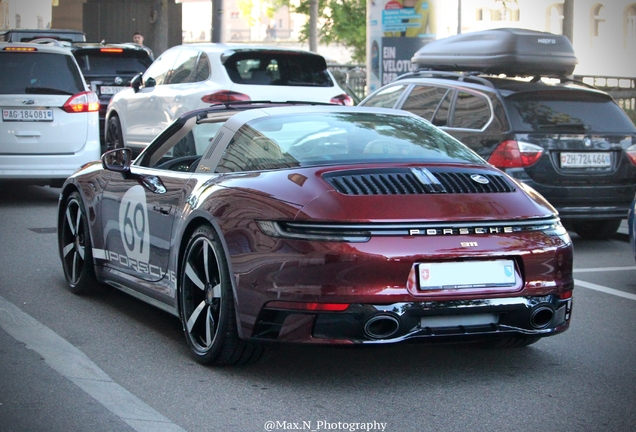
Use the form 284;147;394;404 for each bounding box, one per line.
408;226;514;236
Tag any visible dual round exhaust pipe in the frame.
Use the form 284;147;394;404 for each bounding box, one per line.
363;314;400;340
529;305;555;329
363;304;555;339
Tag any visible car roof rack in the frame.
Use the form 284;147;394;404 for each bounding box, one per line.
396;70;496;88
397;69;600;91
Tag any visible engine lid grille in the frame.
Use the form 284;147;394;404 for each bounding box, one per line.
323;168;516;195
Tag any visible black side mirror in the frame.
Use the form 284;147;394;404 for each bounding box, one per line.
144;77;156;88
102;148;133;174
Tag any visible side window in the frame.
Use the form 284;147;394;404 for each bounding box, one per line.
144;121;224;170
362;85;407;108
401;85;450;121
143;49;180;86
431;90;453;127
191;53;210;82
166;50;199;84
451;91;491;130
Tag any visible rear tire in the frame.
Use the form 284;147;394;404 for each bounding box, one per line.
105;115;124;153
570;219;621;240
58;191;99;294
179;225;264;366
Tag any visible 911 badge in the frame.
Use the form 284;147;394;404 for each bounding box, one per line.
119;185;150;265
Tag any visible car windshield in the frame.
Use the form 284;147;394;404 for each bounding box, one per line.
504;91;636;133
74;50;152;75
223;51;334;87
0;52;85;95
216;112;485;172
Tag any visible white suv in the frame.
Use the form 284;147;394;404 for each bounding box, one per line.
105;44;353;154
0;42;100;187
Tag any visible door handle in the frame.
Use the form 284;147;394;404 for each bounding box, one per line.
153;204;172;215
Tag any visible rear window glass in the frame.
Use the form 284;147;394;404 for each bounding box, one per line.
0;52;85;95
505;91;636;133
74;50;152;75
223;52;334;87
216;112;484;172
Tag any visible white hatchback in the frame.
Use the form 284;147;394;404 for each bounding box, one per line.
105;44;353;154
0;42;100;187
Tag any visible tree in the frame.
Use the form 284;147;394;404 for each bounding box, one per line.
273;0;367;63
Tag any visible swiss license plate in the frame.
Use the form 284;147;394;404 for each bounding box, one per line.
100;86;125;95
560;152;611;168
418;260;516;290
2;108;53;122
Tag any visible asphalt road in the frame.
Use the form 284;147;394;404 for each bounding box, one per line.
1;183;635;432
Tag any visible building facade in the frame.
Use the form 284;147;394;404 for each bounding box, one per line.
0;0;53;30
367;0;636;93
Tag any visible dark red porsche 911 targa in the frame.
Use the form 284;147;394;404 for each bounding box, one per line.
57;103;573;365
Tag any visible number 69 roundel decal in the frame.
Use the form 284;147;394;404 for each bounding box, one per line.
119;185;150;265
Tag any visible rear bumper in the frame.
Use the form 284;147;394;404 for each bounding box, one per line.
251;294;573;344
0;143;101;183
511;175;635;220
555;205;630;220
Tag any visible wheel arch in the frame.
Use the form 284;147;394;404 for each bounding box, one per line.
57;182;105;280
175;211;247;340
57;184;78;262
57;183;105;285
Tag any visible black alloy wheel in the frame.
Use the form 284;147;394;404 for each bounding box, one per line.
105;115;124;152
179;225;264;366
59;191;99;294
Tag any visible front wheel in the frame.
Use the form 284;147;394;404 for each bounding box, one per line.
179;225;264;366
58;191;99;294
104;115;124;153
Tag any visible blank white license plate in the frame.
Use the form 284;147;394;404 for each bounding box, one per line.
418;260;516;290
2;108;53;122
100;86;125;95
420;314;498;328
560;152;610;168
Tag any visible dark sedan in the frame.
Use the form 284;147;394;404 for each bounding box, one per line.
57;103;574;365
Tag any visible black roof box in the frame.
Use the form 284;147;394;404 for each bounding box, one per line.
411;28;577;77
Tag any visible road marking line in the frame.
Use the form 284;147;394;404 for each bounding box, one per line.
0;295;186;432
574;266;636;273
574;279;636;301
